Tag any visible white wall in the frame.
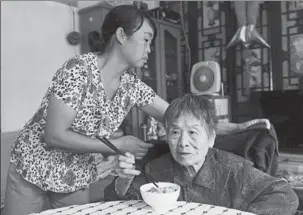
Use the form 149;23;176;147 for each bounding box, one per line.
1;1;80;132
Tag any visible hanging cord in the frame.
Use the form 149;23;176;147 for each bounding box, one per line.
67;4;80;49
72;8;75;31
180;1;191;78
68;5;76;31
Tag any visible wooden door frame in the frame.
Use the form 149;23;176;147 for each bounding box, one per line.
223;1;238;122
267;1;283;90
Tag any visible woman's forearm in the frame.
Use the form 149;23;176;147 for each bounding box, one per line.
157;122;241;138
217;122;240;135
216;119;270;135
44;129;124;155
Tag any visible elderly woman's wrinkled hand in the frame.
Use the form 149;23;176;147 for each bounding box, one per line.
114;152;141;179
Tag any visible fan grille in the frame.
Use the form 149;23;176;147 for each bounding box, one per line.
193;67;215;91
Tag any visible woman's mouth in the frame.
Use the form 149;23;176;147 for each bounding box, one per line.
178;152;191;156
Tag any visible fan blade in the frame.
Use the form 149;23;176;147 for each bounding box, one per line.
193;67;215;91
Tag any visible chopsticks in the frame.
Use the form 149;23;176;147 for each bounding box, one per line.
96;136;159;188
96;136;125;156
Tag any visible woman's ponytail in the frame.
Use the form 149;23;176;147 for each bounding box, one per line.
88;31;106;53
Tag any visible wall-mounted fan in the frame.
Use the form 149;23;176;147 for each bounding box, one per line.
190;61;221;95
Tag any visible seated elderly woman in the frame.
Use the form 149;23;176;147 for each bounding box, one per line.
105;94;299;215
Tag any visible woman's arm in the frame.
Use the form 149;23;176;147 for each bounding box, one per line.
139;95;168;123
44;95;126;155
216;119;270;135
44;95;153;157
139;94;270;136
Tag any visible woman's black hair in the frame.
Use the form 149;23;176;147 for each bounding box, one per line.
96;5;157;52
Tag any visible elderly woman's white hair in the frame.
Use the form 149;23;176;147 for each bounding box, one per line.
163;94;218;138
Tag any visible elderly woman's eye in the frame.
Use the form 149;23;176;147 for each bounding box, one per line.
189;131;197;135
171;130;180;136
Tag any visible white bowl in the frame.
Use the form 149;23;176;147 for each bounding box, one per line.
140;182;180;212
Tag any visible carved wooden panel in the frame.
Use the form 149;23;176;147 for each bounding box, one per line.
281;1;303;90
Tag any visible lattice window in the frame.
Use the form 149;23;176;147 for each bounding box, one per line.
281;1;303;90
198;1;228;94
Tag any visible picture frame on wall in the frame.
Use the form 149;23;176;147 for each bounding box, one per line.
203;1;220;29
243;49;264;90
290;34;303;76
292;1;303;9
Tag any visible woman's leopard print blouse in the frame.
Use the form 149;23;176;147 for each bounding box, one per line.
10;53;156;192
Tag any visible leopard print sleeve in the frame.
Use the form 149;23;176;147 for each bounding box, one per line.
50;56;88;112
134;77;157;107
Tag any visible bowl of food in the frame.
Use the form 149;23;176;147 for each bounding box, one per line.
140;182;180;212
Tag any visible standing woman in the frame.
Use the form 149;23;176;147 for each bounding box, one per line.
3;4;269;215
3;5;167;215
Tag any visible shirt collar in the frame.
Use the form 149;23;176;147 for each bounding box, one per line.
173;148;216;190
193;148;216;189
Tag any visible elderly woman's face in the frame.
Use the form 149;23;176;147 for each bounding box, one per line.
167;114;215;167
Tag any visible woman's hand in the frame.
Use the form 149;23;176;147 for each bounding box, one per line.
118;135;154;160
114;152;141;179
217;118;270;135
238;118;270;130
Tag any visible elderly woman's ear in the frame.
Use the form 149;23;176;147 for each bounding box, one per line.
208;132;216;148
